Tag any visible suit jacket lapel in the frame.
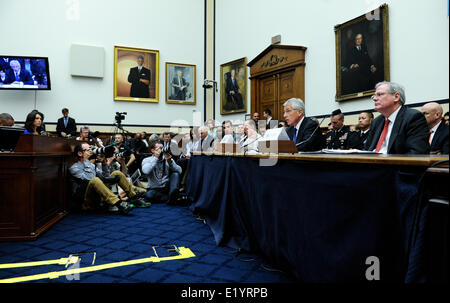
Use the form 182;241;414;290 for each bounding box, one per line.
387;106;405;153
431;121;444;148
370;118;384;151
297;119;307;143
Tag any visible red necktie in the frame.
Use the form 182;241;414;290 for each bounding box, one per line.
375;119;390;152
429;130;434;144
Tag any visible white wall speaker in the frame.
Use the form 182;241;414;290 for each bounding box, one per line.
70;44;105;78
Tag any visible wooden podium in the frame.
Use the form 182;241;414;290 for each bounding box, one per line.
0;132;77;241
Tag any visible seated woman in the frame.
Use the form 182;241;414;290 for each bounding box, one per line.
24;110;46;135
238;119;261;153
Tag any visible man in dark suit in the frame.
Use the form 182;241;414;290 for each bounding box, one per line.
56;108;77;137
263;109;275;129
421;102;449;154
127;55;151;98
365;82;430;154
225;69;244;110
4;59;34;85
283;97;324;152
345;33;377;93
348;111;374;149
171;69;188;100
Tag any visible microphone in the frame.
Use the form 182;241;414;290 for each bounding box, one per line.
295;116;326;148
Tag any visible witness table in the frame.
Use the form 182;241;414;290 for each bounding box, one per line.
186;151;448;282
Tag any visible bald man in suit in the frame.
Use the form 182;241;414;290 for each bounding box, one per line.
421;102;449;154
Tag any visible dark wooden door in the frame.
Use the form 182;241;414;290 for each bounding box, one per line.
257;69;296;122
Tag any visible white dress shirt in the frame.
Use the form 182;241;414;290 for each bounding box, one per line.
377;106;401;154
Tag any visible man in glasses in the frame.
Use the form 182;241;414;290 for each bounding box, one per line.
364;81;429;154
69;142;136;215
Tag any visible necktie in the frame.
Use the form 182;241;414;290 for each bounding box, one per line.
375;119;390;152
429;130;434;144
64;118;68;127
15;72;20;81
293;128;297;143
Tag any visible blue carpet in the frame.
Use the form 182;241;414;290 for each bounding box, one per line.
0;204;294;283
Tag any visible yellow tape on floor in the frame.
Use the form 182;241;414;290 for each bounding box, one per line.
0;246;195;283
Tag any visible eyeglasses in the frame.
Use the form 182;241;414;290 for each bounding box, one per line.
371;92;397;99
371;92;388;99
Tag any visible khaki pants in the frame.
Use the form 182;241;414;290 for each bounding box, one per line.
82;171;136;210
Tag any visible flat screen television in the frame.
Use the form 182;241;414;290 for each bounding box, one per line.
0;56;51;90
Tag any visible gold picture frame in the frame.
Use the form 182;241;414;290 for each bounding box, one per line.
165;62;196;105
335;4;389;102
114;46;159;103
220;57;247;115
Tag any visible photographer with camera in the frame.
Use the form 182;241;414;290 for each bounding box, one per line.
95;153;151;208
112;133;136;173
69;142;136;215
76;125;104;148
142;140;182;204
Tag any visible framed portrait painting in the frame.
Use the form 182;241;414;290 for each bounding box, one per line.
220;57;247;115
165;62;196;104
335;4;389;102
114;46;159;102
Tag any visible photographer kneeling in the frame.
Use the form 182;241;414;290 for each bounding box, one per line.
69;142;136;215
142;140;182;204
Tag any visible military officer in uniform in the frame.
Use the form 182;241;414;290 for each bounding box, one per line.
325;109;351;149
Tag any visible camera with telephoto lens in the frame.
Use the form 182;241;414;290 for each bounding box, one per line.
89;131;100;138
161;144;173;157
91;144;116;158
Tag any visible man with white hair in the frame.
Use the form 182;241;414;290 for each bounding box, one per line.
282;97;324;152
365;81;429;154
195;125;215;152
421;102;449;154
4;59;33;85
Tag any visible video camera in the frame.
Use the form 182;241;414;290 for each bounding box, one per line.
115;112;127;124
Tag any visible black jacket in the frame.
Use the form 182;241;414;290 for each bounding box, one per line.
56;116;77;137
364;106;430;154
430;121;449;154
286;117;324;152
128;66;151;98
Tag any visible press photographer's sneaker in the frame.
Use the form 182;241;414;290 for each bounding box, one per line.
129;197;151;208
108;205;119;212
116;201;135;215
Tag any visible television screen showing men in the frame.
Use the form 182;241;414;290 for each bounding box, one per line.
0;56;51;89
